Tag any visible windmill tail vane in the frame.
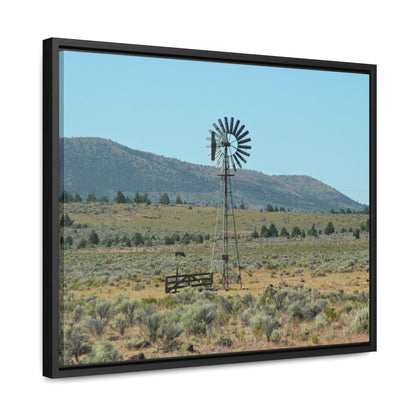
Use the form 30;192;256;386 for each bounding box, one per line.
206;117;251;290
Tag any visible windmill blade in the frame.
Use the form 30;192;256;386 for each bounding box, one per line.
230;154;237;171
238;144;251;150
216;152;224;168
233;119;240;136
238;137;251;145
209;129;221;140
233;154;242;169
237;149;250;157
235;124;245;137
218;118;226;133
235;151;247;164
211;132;217;161
224;117;230;133
213;123;223;136
230;117;234;134
237;130;249;140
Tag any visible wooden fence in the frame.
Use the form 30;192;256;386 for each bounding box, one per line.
165;272;213;293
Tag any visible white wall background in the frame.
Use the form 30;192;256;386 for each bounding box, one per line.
1;1;414;414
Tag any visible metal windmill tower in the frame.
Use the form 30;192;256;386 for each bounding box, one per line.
207;117;251;289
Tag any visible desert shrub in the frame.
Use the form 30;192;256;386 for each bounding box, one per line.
343;301;354;313
270;329;283;343
77;238;87;249
303;300;326;320
240;308;254;326
87;340;122;363
217;295;233;314
72;304;85;322
120;299;140;327
63;324;90;364
315;312;331;329
216;337;233;348
324;308;339;321
111;314;128;335
242;293;255;307
175;286;201;305
160;319;183;352
350;307;369;333
140;310;162;341
250;312;280;341
182;301;217;335
96;300;112;320
84;316;108;337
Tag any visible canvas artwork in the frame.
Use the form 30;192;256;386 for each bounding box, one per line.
52;43;374;372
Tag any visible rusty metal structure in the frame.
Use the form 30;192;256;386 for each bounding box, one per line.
207;117;251;289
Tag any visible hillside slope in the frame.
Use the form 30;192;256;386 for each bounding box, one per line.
59;137;366;212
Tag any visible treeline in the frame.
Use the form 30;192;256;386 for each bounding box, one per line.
264;203;369;214
59;190;192;206
251;220;368;240
265;204;289;212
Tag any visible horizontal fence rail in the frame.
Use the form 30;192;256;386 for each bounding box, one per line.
165;272;213;293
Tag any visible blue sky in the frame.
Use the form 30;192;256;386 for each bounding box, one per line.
60;51;369;205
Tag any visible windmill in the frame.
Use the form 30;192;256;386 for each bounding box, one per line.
207;116;251;289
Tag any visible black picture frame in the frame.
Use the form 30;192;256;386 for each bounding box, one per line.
43;37;376;378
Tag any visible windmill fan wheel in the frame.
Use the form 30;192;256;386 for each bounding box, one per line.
207;116;251;170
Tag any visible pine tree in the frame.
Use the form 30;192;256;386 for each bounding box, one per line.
324;222;335;235
159;193;170;205
86;192;97;203
268;223;279;237
175;196;183;204
132;232;144;246
280;227;289;238
266;204;273;212
74;193;82;202
260;225;270;238
291;226;301;238
87;230;99;246
60;213;74;227
59;190;74;203
353;229;360;239
114;190;127;203
307;223;318;237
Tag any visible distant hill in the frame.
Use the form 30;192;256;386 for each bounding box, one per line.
59;137;366;212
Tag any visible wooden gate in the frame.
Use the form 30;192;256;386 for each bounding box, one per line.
165;272;213;293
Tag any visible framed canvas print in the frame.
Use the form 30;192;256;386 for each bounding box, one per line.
43;37;376;378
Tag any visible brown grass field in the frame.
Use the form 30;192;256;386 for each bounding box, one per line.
59;202;370;364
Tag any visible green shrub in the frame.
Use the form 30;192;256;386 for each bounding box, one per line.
111;314;128;335
270;329;283;343
72;304;85;323
63;324;90;364
84;316;108;337
182;301;217;335
350;307;369;333
120;299;140;326
77;238;87;249
250;312;280;341
315;312;331;329
87;340;122;363
96;300;112;320
175;286;200;305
